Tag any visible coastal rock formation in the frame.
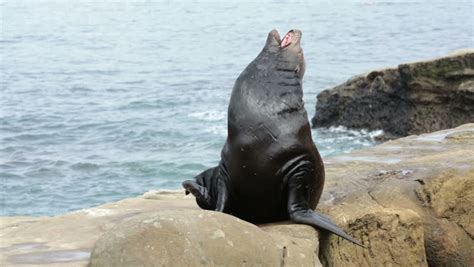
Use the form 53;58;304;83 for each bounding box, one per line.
312;50;474;138
317;124;474;266
1;124;473;266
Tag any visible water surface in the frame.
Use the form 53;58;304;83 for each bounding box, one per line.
1;0;472;216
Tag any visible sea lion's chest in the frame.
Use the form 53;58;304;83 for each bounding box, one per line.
223;103;313;190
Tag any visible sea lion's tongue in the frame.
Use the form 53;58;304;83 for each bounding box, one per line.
281;31;293;48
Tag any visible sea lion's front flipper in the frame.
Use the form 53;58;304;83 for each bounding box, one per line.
287;171;365;247
182;180;214;210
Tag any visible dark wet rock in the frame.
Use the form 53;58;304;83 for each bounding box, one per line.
312;49;474;138
1;124;473;267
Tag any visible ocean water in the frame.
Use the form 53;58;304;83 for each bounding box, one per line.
1;0;472;216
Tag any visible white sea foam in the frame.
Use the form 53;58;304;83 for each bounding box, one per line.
326;126;384;139
188;111;226;122
205;125;227;136
313;126;383;157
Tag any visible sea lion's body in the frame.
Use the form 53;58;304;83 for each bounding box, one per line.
183;30;362;246
220;41;323;223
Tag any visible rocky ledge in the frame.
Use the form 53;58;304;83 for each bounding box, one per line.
312;49;474;138
1;124;473;266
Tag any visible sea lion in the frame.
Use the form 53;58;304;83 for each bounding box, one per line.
183;29;362;246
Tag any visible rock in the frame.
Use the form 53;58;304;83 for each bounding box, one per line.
89;210;322;266
415;171;474;266
320;204;427;267
317;124;474;267
1;124;473;267
312;50;474;138
261;224;322;266
0;192;195;267
319;169;474;267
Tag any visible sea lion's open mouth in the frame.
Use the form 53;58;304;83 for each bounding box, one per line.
281;30;294;48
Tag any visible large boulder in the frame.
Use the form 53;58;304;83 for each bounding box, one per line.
88;210;323;266
312;49;474;138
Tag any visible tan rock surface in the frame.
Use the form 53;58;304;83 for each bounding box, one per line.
0;192;197;267
317;124;474;266
1;124;473;266
89;210;323;267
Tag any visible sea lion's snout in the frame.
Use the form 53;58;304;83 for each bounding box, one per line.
273;29;304;78
265;29;302;51
262;29;305;78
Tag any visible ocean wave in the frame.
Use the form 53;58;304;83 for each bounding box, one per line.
312;126;382;158
70;162;101;171
188;110;226;122
204;125;227;136
324;125;384;139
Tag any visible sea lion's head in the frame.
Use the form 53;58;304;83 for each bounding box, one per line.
263;29;305;79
